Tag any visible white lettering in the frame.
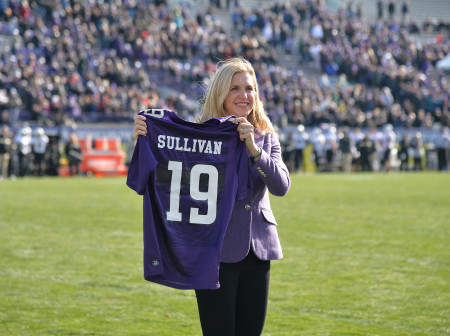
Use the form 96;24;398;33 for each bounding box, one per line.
155;135;222;155
183;138;191;152
158;135;166;148
175;137;184;151
204;141;212;154
167;136;175;149
142;109;165;118
213;141;222;155
197;140;206;152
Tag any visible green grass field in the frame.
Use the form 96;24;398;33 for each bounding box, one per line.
0;173;449;335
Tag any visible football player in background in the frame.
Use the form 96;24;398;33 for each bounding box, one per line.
133;57;290;336
32;128;49;176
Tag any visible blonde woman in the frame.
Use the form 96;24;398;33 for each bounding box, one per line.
133;57;290;335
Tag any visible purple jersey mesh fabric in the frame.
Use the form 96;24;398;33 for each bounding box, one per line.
127;109;249;289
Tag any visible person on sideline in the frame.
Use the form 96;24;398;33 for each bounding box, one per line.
339;128;353;173
133;57;290;336
65;132;83;176
0;125;12;180
292;124;309;172
15;126;33;177
32;127;49;176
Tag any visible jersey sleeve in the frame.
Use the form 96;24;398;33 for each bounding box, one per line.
126;135;157;195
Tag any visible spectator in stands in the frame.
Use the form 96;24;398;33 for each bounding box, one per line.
377;0;384;20
65;132;82;176
401;0;410;24
388;0;396;21
0;0;448;160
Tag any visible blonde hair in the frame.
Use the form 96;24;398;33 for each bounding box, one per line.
198;57;273;133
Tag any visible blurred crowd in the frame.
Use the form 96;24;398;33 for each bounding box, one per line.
227;0;449;129
0;0;448;129
0;124;56;179
0;0;449;177
0;123;86;179
279;123;449;173
1;121;448;180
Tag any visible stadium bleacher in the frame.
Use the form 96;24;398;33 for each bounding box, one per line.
0;0;448;125
0;0;448;176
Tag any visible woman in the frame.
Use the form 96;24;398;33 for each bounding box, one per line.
133;57;290;336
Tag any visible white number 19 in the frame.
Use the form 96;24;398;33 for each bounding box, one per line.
166;161;218;225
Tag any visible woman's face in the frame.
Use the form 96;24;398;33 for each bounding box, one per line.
223;72;255;118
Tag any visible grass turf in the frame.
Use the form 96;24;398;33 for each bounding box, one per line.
0;173;448;335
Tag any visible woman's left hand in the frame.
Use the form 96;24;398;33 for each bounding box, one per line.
231;117;261;160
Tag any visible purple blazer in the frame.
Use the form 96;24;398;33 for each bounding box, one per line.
220;130;290;262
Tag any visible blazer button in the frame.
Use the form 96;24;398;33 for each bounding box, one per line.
244;204;251;210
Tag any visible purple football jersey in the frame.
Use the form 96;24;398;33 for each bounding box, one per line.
127;109;249;289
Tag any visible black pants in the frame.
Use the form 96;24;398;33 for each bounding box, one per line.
195;250;270;336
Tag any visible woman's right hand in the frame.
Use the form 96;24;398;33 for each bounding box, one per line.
134;114;148;139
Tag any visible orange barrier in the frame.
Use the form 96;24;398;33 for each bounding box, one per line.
59;137;128;177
